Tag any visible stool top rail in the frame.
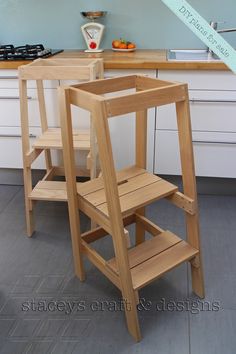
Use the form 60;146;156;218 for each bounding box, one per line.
65;75;188;117
18;58;103;80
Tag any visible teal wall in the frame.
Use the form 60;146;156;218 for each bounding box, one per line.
0;0;236;50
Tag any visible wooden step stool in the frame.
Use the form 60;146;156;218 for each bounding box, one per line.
59;74;205;341
18;58;103;275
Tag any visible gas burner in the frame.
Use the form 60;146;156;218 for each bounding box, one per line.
0;44;63;61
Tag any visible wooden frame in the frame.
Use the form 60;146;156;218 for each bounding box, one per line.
18;58;104;277
59;74;205;341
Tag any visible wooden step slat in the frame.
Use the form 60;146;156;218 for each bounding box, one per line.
107;229;199;290
29;179;90;202
98;178;177;216
29;180;100;201
33;181;67;190
78;165;146;197
29;181;68;201
84;172;161;206
32;128;90;150
33;138;90;150
107;230;181;272
131;241;198;290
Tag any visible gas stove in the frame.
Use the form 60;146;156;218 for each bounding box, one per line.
0;44;63;61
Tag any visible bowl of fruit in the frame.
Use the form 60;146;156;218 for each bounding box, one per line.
112;39;136;52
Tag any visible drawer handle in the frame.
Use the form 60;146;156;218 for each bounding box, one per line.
0;133;36;138
193;140;236;145
190;98;236;104
0;76;18;80
0;96;32;100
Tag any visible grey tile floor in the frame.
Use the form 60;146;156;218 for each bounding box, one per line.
0;184;236;354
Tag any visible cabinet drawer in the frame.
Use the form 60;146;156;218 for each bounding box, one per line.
0;70;19;88
0;87;93;130
154;130;236;178
158;70;236;90
0;127;61;169
0;88;59;127
156;90;236;132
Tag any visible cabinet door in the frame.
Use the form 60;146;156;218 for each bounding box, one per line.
157;70;236;178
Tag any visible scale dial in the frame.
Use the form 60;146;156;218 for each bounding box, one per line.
85;27;99;40
81;22;105;52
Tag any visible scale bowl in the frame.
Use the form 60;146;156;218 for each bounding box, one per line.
80;11;107;20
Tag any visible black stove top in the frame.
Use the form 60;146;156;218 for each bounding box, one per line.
0;44;63;61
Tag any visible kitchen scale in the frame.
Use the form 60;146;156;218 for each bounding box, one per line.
81;11;107;52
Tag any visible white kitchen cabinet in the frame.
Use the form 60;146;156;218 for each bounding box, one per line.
0;70;60;169
0;88;58;127
155;70;236;177
0;126;60;169
155;130;236;178
1;66;236;178
157;90;236;132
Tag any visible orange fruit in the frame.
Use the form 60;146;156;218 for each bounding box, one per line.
112;40;121;48
127;42;136;49
119;42;128;49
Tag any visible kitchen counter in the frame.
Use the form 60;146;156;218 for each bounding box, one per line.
0;49;230;70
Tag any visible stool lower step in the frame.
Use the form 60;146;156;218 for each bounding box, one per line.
32;128;90;150
107;230;198;290
30;181;68;201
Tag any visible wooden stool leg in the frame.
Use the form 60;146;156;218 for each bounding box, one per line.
176;94;205;298
186;214;205;298
116;232;141;341
135;109;147;245
122;288;141;342
67;204;85;281
23;164;35;237
191;254;205;298
19;79;35;237
89;116;97;180
37;81;53;173
89;115;97;230
92;101;141;340
59;87;85;281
